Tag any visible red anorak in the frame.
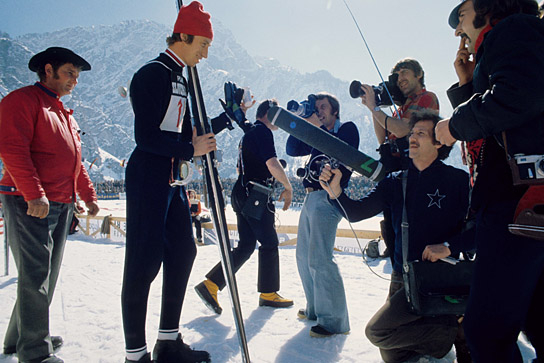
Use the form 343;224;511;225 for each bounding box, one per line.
0;83;96;204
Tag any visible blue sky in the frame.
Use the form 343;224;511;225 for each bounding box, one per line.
1;0;463;115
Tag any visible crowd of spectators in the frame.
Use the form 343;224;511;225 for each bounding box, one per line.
92;176;375;204
93;179;126;195
186;176;375;204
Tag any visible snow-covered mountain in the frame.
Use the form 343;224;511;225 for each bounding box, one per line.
1;20;391;181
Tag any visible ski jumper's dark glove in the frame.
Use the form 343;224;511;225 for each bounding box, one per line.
219;81;249;127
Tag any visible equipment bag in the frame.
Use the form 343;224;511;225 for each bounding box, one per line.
365;239;381;258
241;181;272;221
403;260;474;316
400;171;474;316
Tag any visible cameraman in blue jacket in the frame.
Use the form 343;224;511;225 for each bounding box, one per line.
286;92;359;338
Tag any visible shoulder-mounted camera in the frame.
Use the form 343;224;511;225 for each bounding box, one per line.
349;73;407;108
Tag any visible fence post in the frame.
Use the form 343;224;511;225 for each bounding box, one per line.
85;214;90;235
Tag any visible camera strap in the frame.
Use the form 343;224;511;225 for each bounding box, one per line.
237;135;247;187
400;170;411;300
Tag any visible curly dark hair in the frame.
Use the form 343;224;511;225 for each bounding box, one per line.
473;0;539;28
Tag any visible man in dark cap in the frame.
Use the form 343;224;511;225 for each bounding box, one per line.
120;1;225;362
0;46;99;363
436;0;544;361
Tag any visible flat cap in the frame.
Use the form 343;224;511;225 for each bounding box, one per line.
448;0;468;29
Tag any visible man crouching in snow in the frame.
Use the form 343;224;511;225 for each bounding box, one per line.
320;111;475;362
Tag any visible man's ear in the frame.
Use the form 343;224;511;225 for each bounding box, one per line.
44;63;54;80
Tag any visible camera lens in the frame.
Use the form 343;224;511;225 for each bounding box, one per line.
296;168;307;178
349;80;365;99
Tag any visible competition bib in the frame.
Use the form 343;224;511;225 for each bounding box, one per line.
160;70;188;133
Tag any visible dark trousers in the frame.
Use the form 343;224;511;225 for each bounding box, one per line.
464;199;544;362
365;278;458;363
1;195;72;361
122;182;196;350
206;206;280;293
192;217;202;240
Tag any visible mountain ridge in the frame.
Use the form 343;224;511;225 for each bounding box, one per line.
1;20;458;181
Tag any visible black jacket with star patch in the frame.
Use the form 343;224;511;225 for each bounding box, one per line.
332;159;472;273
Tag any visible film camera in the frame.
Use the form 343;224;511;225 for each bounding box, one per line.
287;94;317;118
514;154;544;180
296;155;340;182
377;139;410;174
349;73;406;108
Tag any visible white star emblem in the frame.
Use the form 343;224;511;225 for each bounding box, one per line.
427;189;446;208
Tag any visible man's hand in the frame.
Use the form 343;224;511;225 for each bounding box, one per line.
454;37;475;86
305;112;321;127
74;201;85;214
192;127;217;156
278;188;293;211
85;201;100;217
422;243;451;262
27;196;49;219
360;84;377;111
435;119;457;146
319;165;343;199
240;99;256;114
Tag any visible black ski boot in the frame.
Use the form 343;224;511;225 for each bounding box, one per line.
125;353;152;363
152;334;210;363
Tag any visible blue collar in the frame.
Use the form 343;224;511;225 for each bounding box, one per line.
322;118;342;134
35;82;59;99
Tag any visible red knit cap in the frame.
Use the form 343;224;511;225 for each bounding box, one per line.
173;1;213;40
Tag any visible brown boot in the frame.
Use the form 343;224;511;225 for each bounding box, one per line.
195;279;222;314
259;292;294;308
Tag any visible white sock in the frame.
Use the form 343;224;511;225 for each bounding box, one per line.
158;329;179;341
126;346;147;361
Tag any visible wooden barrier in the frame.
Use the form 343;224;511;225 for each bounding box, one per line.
77;214;127;239
76;216;381;243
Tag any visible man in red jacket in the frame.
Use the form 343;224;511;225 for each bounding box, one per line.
0;47;99;363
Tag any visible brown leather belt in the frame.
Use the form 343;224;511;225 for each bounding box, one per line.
305;187;319;194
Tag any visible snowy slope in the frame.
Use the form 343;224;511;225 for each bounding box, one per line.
0;201;536;362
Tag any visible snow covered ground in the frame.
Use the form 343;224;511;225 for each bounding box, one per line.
0;200;536;362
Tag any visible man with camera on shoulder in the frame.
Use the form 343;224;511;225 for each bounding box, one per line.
358;58;439;145
286;92;359;338
320;111;474;362
356;58;440;268
435;0;544;361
